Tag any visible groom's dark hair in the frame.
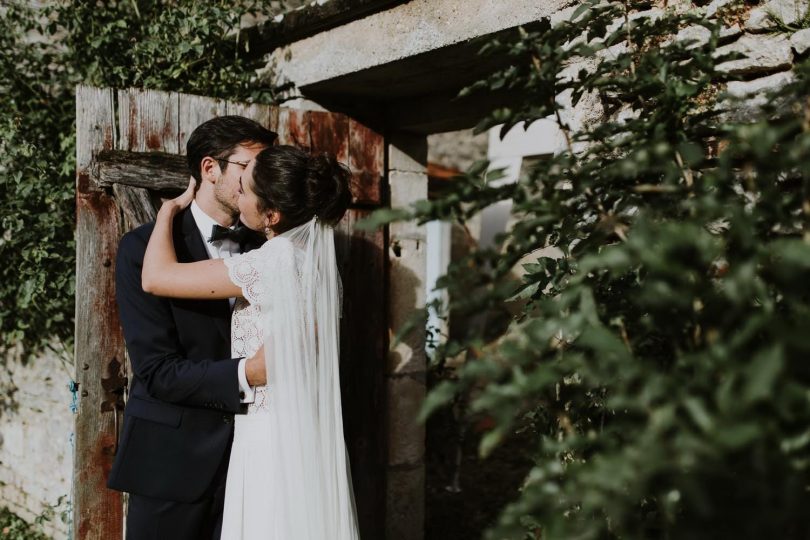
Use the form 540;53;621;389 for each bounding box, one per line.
186;115;278;186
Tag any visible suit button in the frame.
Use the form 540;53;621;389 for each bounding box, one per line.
223;415;232;424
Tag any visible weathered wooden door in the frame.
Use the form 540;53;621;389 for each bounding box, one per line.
74;86;387;539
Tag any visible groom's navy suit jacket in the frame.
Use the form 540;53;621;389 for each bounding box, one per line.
108;207;261;503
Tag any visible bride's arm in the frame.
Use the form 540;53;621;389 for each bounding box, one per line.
142;179;242;299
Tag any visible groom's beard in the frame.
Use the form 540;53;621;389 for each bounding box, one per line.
213;185;240;225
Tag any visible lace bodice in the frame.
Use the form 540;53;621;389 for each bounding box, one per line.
224;243;279;415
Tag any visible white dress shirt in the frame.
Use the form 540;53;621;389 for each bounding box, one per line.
189;201;255;404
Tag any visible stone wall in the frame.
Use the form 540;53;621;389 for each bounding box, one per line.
0;350;72;539
427;129;489;173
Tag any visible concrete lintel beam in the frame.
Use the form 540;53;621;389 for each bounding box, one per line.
270;0;570;90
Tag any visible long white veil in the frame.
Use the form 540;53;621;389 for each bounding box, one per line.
260;216;359;539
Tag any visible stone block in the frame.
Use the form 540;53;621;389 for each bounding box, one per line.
707;0;736;17
389;237;427;374
721;71;795;122
726;70;795;98
388;133;427;173
716;34;793;75
746;0;809;31
389;170;428;241
387;374;427;466
791;27;810;54
677;24;711;49
389;170;428;205
385;464;425;540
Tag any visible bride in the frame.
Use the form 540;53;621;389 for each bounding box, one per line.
141;145;360;540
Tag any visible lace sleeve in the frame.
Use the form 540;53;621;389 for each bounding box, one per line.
223;238;294;306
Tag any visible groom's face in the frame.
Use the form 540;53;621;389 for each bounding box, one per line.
213;142;268;217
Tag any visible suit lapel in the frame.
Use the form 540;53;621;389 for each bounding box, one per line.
179;208;231;344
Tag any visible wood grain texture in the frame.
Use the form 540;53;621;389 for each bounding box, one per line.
74;86;126;540
117;88;180;153
277;107;312;148
113;184;157;231
225;101;274;130
95;150;187;191
310;110;350;163
77;86;115;174
348;118;384;205
177;93;227;155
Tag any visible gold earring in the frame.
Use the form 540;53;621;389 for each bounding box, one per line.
264;226;271;236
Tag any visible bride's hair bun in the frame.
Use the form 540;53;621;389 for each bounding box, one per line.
304;153;351;226
252;146;352;232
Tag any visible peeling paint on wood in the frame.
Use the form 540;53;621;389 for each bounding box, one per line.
117;89;180;154
277;107;312;148
75;86;126;540
349;118;384;205
310;110;350;163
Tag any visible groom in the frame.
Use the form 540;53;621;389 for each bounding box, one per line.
109;116;277;539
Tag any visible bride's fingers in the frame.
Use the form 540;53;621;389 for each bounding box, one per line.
173;177;196;208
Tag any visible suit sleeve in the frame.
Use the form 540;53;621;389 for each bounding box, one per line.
115;230;242;413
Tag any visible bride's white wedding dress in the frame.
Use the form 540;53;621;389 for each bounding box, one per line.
219;217;360;540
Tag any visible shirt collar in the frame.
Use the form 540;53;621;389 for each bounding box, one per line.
190;200;234;242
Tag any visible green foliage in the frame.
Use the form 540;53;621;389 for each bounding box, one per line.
367;2;810;537
0;506;49;540
0;1;294;360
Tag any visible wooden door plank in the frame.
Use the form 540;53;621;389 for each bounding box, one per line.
310;110;350;163
118;89;180;154
348;118;384;206
225;101;278;132
178;93;227;155
277;108;312;148
74;85;126;540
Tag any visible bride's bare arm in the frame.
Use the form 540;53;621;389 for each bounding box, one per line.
142;179;242;299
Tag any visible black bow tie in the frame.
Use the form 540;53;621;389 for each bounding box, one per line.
208;224;250;244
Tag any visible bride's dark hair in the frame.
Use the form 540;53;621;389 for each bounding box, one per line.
251;145;351;233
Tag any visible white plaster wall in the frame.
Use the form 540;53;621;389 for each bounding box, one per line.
0;350;73;539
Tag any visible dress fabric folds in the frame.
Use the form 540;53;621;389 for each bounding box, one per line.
220;217;359;540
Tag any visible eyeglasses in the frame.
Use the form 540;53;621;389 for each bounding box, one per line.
216;158;249;169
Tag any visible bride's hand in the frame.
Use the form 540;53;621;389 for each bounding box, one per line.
161;177;196;215
245;344;266;386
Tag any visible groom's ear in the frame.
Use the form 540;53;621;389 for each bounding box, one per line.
200;156;221;183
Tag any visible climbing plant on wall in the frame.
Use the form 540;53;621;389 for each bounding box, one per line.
0;1;296;361
367;1;810;537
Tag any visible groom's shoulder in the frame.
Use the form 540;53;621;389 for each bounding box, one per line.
119;211;187;255
119;221;156;253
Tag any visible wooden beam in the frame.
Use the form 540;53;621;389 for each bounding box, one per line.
113;184;157;231
94;150;188;192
